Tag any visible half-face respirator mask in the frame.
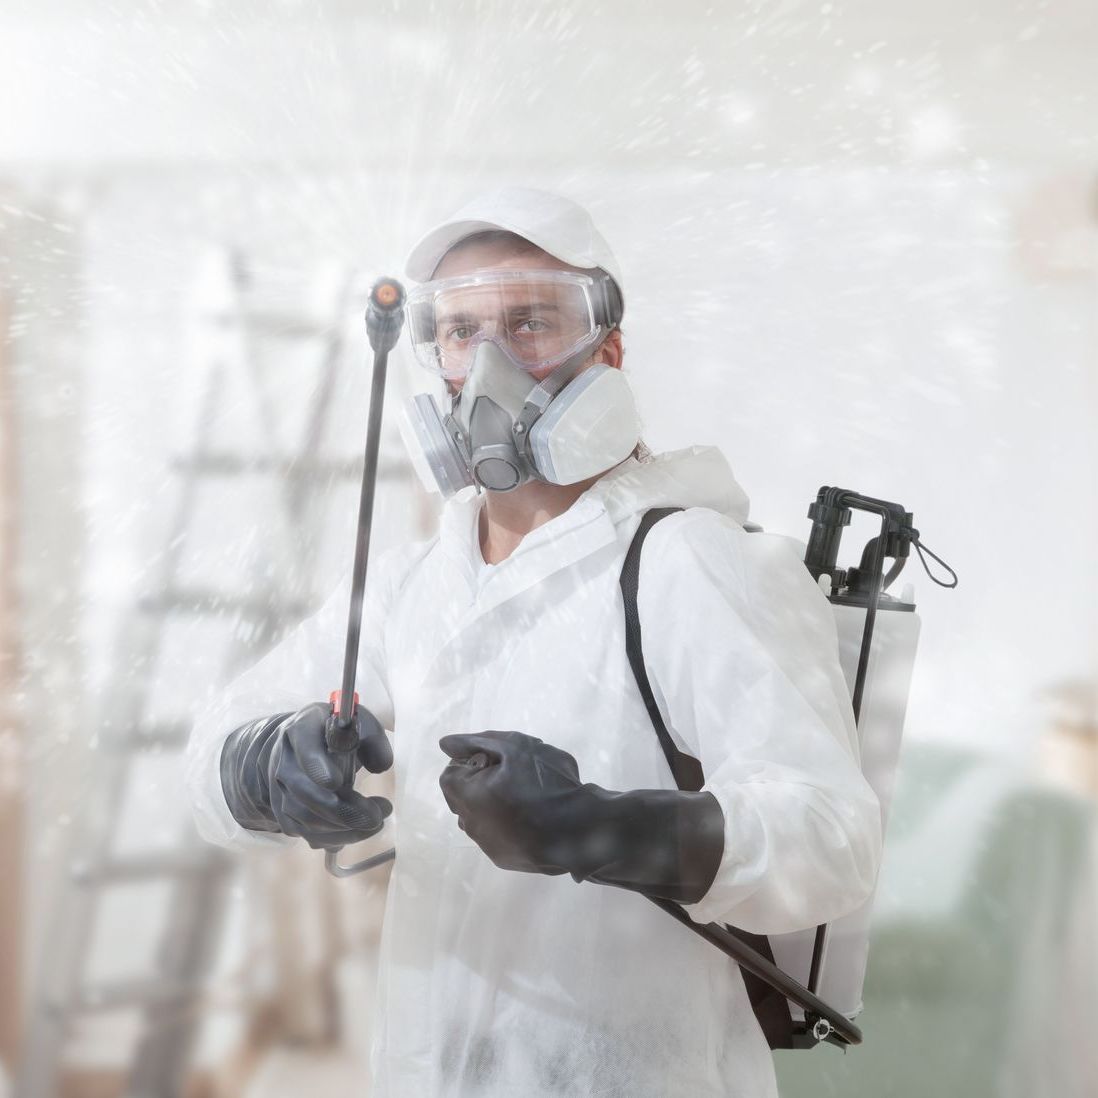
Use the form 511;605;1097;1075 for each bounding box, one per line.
401;268;640;497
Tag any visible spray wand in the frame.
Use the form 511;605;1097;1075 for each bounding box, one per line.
324;276;406;878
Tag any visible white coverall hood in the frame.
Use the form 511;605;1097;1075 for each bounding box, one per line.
185;444;880;1098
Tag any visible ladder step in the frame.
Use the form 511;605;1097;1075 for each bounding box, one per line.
122;722;191;752
65;978;198;1015
70;850;230;886
170;453;410;482
230;310;335;338
170;453;361;480
138;589;310;620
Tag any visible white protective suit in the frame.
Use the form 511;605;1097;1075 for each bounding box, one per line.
185;445;882;1098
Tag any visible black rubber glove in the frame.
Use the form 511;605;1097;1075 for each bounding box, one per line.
220;701;393;850
438;730;725;904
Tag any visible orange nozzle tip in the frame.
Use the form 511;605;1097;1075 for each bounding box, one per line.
374;282;400;308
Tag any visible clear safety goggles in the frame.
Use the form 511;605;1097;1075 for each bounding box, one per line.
405;269;618;380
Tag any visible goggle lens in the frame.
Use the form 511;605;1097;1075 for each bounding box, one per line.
408;271;601;379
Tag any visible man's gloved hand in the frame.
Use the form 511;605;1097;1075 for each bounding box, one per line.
220;701;393;850
438;730;725;904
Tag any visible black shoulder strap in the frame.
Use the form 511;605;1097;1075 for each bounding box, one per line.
618;506;796;1051
618;507;704;793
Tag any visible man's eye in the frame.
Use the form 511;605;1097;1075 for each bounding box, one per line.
515;318;550;334
446;325;476;341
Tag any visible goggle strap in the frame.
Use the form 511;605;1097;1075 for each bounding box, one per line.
592;273;623;330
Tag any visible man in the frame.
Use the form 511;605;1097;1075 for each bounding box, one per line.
185;186;882;1097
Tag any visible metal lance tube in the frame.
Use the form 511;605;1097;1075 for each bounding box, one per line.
324;277;405;878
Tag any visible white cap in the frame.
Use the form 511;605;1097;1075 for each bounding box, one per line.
405;186;624;305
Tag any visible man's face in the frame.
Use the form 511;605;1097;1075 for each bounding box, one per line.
431;238;621;389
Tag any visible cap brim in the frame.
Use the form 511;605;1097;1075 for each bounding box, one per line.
404;216;614;284
405;219;505;282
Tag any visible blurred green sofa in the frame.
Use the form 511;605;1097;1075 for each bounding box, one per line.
773;741;1094;1098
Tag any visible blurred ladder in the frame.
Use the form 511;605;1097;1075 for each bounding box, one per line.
17;252;407;1098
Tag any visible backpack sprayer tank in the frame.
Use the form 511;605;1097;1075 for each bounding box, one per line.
768;488;955;1040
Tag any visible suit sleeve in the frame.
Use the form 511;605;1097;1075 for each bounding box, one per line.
638;510;883;934
182;541;424;851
